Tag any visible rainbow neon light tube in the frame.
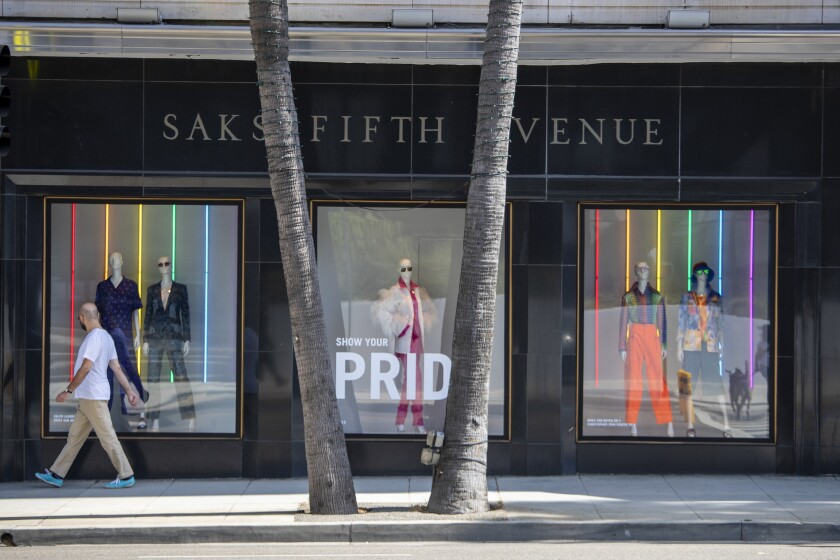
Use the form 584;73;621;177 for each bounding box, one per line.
70;204;77;379
625;210;631;291
104;204;110;279
656;210;662;289
136;204;143;376
686;210;693;291
594;209;600;388
719;210;724;378
749;210;755;388
204;205;209;383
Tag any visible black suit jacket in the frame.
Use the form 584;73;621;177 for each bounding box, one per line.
144;282;191;342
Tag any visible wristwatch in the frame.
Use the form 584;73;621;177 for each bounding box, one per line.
65;387;73;394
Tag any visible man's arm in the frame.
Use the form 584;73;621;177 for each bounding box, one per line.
109;358;140;406
56;359;93;403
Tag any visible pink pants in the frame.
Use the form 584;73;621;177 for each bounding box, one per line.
395;352;424;427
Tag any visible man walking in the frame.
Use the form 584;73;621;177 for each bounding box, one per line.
35;302;140;489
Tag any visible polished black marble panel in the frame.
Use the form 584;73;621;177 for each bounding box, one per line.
777;267;794;359
511;353;528;441
414;65;481;85
821;447;840;473
679;179;819;202
509;86;547;176
413;85;476;175
775;355;794;447
547;87;679;176
1;194;21;260
244;262;261;340
259;199;282;263
795;202;821;268
512;203;529;265
297;83;413;174
526;265;563;356
146;59;257;83
516;66;548;87
346;440;428;475
11;56;142;81
258;263;291;353
577;443;777;473
5;80;143;173
245;198;261;263
560;266;577;355
243;441;292;478
410;178;469;200
25;196;44;261
778;202;795;268
307;178;413;201
561;203;577;266
681;88;821;177
821;182;840;266
509;442;527;474
547;178;679;201
524;202;564;265
526;353;562;443
294;62;412;85
819;356;840;448
548;64;679;87
511;266;528;354
255;351;294;441
822;89;840;178
24;260;42;351
507;177;546;200
526;443;562;475
682;63;822;88
488;441;512;475
560;353;577;474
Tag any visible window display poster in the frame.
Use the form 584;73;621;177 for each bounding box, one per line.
46;201;241;436
315;203;507;436
579;206;774;440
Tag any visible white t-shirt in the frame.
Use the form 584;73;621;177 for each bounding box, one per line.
72;327;118;401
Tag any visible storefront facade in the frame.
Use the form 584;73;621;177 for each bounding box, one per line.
1;54;838;480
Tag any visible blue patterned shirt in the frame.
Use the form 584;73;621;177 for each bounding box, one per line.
95;277;142;334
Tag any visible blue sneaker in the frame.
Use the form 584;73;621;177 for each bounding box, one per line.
104;476;135;489
35;469;63;488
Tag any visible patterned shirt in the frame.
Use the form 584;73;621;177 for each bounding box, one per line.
678;288;723;352
95;277;142;334
619;281;667;351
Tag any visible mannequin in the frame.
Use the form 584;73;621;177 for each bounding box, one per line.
619;261;674;437
677;261;730;437
95;252;148;428
372;258;438;434
142;256;196;432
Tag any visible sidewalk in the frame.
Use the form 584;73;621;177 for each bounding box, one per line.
2;474;839;545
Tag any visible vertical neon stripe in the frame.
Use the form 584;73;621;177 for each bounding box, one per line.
171;205;176;383
70;204;77;380
137;204;143;376
104;204;110;279
171;205;176;281
204;205;209;383
687;210;693;291
719;210;724;378
625;209;631;291
749;210;755;389
656;209;662;289
594;209;600;388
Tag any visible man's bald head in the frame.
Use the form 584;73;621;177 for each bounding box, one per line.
78;302;100;323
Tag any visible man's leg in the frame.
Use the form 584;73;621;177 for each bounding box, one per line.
82;399;134;479
50;402;94;478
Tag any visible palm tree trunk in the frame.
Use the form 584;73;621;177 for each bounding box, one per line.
248;0;357;515
427;0;523;514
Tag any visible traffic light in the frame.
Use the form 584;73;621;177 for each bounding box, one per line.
0;44;9;159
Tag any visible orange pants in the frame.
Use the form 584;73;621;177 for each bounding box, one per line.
625;323;672;424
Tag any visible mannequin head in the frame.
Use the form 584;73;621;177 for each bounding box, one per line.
399;258;412;284
108;252;124;272
634;261;651;286
157;255;172;278
690;261;715;291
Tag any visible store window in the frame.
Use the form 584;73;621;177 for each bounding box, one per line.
579;205;775;441
44;199;242;437
314;201;509;437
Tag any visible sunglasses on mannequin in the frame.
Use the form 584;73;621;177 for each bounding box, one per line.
695;268;710;276
158;262;171;267
400;266;413;272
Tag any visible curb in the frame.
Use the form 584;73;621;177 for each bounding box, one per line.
4;521;840;546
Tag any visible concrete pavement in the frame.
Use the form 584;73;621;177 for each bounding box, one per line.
1;474;839;545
